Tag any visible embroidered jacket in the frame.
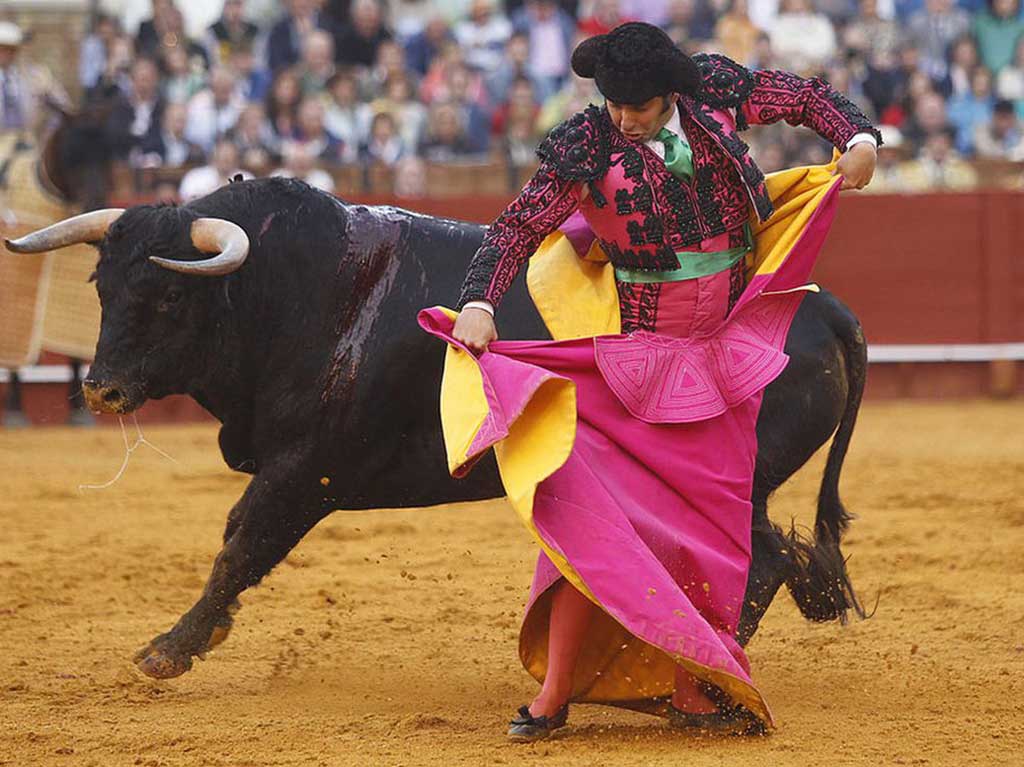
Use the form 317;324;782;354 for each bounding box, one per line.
457;53;880;329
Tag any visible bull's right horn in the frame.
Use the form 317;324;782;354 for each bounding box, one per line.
3;208;125;253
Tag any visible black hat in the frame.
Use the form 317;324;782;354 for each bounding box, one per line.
571;22;700;105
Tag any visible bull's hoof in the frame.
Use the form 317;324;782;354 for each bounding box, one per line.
133;638;194;679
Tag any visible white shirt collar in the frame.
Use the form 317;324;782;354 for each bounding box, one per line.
644;103;685;159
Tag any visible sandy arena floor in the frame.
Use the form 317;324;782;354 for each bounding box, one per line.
0;401;1021;766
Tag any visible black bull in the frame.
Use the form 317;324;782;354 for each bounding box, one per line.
9;178;867;679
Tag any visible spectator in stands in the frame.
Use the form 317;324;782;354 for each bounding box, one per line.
973;97;1024;157
485;31;538;104
907;0;970;80
267;0;335;74
84;32;134;102
265;68;303;138
390;0;437;39
995;34;1024;102
618;0;670;26
393;154;427;197
902;88;950;149
420;43;476;103
79;14;122;90
940;34;981;98
325;70;372;162
206;0;260;66
817;0;861;28
746;30;777;70
865;42;923;124
162;44;207;104
136;0;209;69
104;57;165;159
185;67;245;153
368;73;428;151
578;0;627;38
272;139;336;191
843;0;903;63
418;100;481;160
404;17;453;76
768;0;838;74
363;39;414;97
973;0;1024;74
293;96;346;163
0;21;70;134
511;0;575;102
298;29;338;94
137;102;206;168
664;0;717;48
179;135;251;200
900;126;979;189
444;62;491;152
361;110;406;165
947;65;996;153
862;125;913;192
498;80;543;167
228;40;271;102
490;75;537;136
233;102;278;172
714;0;761;66
454;0;512;75
536;71;600;132
336;0;393;68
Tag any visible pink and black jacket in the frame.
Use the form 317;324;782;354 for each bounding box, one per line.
457;53;880;329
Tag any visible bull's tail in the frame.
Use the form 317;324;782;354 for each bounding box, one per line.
785;314;869;623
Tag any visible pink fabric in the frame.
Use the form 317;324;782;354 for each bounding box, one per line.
419;179;841;719
419;310;764;711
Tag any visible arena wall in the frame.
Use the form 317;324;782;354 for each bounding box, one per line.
2;191;1021;426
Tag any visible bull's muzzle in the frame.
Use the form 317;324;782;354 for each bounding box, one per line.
82;378;139;415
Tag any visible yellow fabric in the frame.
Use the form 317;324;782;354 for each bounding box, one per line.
437;159;842;724
434;307;595;601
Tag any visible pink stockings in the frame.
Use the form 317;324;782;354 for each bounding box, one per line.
528;580;719;718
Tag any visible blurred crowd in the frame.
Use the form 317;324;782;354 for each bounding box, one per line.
2;0;1024;199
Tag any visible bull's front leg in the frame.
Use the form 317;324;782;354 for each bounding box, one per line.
133;474;326;678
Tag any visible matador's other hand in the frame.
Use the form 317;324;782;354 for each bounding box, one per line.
834;142;877;190
453;307;498;354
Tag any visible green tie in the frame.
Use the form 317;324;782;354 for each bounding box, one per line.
656;127;694;182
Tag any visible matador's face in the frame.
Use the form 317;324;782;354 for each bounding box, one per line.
606;94;678;144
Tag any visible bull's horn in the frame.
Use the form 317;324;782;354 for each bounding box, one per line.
149;218;250;276
3;208;124;253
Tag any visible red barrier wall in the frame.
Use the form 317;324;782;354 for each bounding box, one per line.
3;191;1021;425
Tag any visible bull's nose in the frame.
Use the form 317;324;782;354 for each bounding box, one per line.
82;379;128;414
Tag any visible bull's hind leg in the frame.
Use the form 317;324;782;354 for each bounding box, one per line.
134;476;325;678
735;502;792;647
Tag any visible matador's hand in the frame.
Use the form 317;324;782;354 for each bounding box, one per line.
453;307;498;354
834;142;877;190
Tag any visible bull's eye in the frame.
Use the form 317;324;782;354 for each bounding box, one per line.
158;287;183;312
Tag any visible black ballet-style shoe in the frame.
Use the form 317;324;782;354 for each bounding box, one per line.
666;704;768;737
507;704;570;742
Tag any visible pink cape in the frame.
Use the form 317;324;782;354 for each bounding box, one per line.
419;172;843;726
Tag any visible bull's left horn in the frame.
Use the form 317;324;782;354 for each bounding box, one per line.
149;218;250;276
4;208;125;253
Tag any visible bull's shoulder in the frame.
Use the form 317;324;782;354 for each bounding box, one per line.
692;52;755;110
535;105;611;183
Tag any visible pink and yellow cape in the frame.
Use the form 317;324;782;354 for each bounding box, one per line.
418;161;844;726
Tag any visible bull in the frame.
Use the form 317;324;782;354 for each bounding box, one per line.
5;177;867;679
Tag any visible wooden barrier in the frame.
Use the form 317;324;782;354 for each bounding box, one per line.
4;189;1021;423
